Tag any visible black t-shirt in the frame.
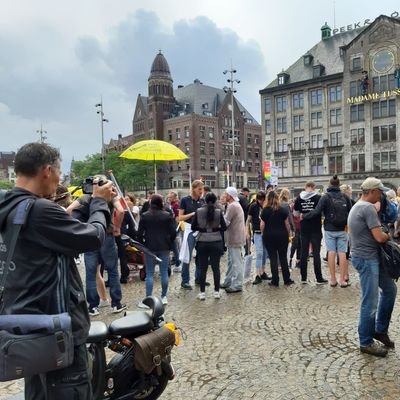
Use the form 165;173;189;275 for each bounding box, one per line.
261;206;289;237
247;201;262;232
294;193;322;234
179;195;204;224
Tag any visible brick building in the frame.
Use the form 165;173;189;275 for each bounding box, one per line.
259;14;400;194
108;51;262;192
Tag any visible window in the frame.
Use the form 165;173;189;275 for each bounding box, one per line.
276;139;287;152
277;117;287;133
310;89;323;106
330;108;342;126
329;85;342;103
329;155;343;174
293;115;304;131
293;92;304;109
372;99;396;118
293;137;304;150
276;96;287;112
350;81;362;97
184;126;190;138
311;111;323;128
372;74;396;92
199;125;205;138
209;159;215;171
265;119;271;134
352;57;362;71
264;97;271;113
200;141;206;155
350;128;365;145
373;152;397;171
329;132;342;147
292;159;305;176
351;154;365;172
350;104;364;122
278;75;285;85
254;135;260;144
310;157;324;175
209;143;215;155
247;134;252;144
200;158;206;170
168;129;172;141
265;140;271;154
208;127;214;139
176;128;181;140
185;143;190;153
311;134;323;149
373;125;396;143
276;161;288;177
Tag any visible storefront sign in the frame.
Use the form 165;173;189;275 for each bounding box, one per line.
346;88;400;104
332;11;399;35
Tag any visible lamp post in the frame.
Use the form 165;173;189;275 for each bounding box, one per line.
95;100;109;172
36;124;47;143
223;66;240;188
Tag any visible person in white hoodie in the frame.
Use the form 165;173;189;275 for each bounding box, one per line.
293;181;325;284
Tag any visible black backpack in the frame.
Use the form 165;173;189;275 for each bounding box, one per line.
380;240;400;281
326;192;349;227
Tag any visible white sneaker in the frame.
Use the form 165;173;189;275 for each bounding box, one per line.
214;291;221;299
301;280;308;285
172;266;182;273
161;296;168;305
88;307;99;316
98;299;110;308
137;302;150;309
198;292;206;301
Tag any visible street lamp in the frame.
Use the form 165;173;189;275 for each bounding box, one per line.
36;124;47;143
95;100;109;172
223;66;240;188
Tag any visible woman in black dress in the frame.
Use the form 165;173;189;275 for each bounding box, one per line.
260;191;294;287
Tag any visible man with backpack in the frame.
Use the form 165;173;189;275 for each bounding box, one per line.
348;177;396;357
303;175;352;287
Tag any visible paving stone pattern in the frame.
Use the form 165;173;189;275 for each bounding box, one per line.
2;257;400;399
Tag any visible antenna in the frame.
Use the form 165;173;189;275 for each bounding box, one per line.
333;0;336;29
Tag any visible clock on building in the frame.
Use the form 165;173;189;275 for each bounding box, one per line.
372;48;395;74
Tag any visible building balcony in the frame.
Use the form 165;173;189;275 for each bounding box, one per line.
308;147;324;155
326;144;344;153
274;151;289;158
290;149;306;157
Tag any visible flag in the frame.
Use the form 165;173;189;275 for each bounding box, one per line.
264;161;271;183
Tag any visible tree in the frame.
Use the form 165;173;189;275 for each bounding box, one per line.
0;180;14;190
70;151;154;192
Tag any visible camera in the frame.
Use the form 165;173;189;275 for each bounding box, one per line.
82;176;107;194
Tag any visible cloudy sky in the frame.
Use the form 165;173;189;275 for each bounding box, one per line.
1;0;399;173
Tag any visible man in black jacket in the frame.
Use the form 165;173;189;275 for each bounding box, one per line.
303;175;352;287
0;142;115;400
294;181;328;285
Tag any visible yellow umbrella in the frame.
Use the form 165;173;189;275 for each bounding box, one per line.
120;140;188;192
68;186;83;197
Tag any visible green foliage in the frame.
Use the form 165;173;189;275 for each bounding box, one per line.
70;151;155;191
0;180;14;190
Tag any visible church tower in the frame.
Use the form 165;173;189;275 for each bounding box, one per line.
147;51;175;140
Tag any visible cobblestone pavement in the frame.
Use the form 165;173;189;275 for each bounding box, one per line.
2;256;400;399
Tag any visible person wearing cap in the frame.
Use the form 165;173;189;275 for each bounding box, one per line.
348;177;396;357
220;186;246;293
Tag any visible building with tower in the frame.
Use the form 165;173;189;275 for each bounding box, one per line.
259;14;400;194
107;51;262;193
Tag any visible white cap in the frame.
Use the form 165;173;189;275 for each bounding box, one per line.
226;186;239;202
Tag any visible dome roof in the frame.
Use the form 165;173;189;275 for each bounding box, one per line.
149;51;172;80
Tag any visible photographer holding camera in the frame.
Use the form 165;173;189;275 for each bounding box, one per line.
0;142;115;399
68;175;127;316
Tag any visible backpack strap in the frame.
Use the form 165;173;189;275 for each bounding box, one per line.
0;198;35;309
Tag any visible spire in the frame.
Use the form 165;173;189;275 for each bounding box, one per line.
149;50;172;80
321;22;332;40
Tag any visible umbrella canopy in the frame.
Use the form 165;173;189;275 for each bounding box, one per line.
68;186;83;197
120;139;188;161
120;140;188;192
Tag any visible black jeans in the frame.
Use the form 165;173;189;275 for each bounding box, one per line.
196;241;222;292
25;344;92;400
300;231;323;281
263;234;291;285
290;229;301;260
115;235;130;280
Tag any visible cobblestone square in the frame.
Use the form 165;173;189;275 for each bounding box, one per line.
2;257;400;399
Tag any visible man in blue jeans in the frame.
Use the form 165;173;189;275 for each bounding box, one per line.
348;177;396;357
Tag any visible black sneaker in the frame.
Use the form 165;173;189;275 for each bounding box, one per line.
88;307;99;317
252;276;262;285
360;341;388;357
120;277;128;284
181;283;193;290
195;280;210;286
285;279;295;286
374;332;395;348
112;304;127;314
260;272;272;281
316;278;329;285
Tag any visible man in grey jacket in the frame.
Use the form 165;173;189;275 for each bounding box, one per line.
221;187;246;293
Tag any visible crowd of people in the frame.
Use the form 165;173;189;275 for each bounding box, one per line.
1;142;400;400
